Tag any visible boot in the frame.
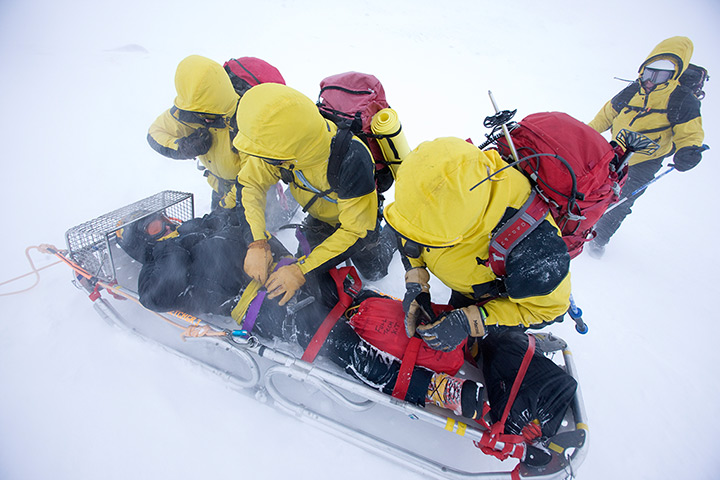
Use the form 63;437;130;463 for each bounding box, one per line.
426;373;484;419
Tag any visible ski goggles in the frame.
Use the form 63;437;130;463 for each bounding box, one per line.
140;214;178;240
641;68;673;85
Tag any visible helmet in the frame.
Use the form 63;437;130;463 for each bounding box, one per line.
116;212;179;263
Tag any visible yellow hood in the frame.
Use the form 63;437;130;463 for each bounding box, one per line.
385;137;528;247
173;55;239;116
639;36;694;80
232;83;334;166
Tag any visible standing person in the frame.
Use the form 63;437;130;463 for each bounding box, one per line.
226;83;396;303
587;36;706;258
147;55;287;209
383;137;572;353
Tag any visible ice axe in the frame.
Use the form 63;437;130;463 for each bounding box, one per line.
613;128;660;173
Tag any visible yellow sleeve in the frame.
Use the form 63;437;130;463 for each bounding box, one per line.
298;191;378;274
482;273;571;328
147;110;195;155
672;116;704;151
236;157;282;241
587;100;619;134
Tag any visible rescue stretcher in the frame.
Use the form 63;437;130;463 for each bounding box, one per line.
59;190;589;480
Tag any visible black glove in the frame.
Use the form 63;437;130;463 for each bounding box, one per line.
671;145;704;172
177;128;212;158
417;305;486;352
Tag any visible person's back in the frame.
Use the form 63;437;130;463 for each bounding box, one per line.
384;137;571;352
587;36;706;257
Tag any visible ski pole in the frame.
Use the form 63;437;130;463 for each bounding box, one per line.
604;166;675;214
488;90;520;163
568;294;588;334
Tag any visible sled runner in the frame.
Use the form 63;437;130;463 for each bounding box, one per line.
59;191;588;479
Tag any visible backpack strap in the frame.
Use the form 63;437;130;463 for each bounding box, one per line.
488;192;550;277
301;266;362;363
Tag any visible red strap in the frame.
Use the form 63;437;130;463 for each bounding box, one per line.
473;334;537;462
391;336;422;400
488;192;549;277
499;334;536;427
301;267;361;363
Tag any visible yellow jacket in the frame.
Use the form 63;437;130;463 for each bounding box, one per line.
147;55;243;192
588;36;704;165
228;83;378;275
384;137;571;328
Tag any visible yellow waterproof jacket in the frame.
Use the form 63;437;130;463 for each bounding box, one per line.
384;137;571;328
147;55;243;192
588;36;704;165
229;83;378;275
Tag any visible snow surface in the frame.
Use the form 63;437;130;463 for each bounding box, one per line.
1;1;719;479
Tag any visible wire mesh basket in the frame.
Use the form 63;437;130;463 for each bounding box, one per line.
65;191;194;283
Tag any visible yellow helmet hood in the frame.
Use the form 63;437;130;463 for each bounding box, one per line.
385;137;525;247
639;36;694;80
232;83;334;165
173;55;239;116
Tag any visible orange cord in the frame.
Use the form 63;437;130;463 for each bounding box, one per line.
0;245;64;296
24;244;229;341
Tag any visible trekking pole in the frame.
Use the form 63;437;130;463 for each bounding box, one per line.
604;166;675;214
488;91;521;163
568;294;588;334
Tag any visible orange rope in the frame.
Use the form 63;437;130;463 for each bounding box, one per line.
0;245;64;296
44;246;226;340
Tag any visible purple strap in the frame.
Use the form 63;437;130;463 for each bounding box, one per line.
241;257;297;332
295;227;312;257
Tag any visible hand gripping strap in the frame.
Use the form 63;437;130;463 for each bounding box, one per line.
241;257;297;332
301;266;362;363
488;192;550;277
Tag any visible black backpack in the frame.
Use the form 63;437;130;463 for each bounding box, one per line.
679;63;709;100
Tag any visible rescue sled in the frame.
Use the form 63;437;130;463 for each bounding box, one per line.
58;190;589;480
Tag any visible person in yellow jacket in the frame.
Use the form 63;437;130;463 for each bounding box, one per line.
587;36;706;258
383;137;571;352
147;55;293;215
226;83;395;305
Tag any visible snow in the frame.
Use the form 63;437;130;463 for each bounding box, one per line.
1;0;719;479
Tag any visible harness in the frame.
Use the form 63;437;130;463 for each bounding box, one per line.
487;191;550;278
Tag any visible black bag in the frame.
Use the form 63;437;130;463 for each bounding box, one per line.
481;330;577;437
679;63;709;100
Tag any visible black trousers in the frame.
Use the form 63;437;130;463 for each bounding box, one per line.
593;158;664;246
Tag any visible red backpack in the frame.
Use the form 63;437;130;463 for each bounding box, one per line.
317;72;390;169
223;57;286;95
494;112;626;259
